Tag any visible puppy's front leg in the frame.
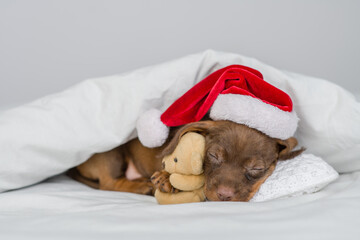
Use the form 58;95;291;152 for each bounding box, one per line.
151;171;179;193
100;177;154;196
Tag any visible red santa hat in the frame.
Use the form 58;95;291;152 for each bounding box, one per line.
136;65;298;148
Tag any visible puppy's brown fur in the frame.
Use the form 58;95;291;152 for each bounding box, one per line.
69;120;304;201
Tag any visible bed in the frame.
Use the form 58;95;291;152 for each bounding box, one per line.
1;172;360;239
0;50;359;239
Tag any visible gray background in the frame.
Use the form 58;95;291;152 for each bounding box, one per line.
1;0;359;109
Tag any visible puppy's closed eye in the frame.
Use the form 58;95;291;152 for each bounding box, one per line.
207;152;222;165
245;167;265;181
244;158;267;181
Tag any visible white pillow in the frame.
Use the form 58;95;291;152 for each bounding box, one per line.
251;153;339;202
0;50;358;193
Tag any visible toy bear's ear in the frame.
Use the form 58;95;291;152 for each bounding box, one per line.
191;152;204;175
160;121;215;158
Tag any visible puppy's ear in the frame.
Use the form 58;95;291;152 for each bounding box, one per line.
276;137;305;161
160;121;215;158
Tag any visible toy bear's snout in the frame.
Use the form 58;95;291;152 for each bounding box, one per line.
162;158;177;170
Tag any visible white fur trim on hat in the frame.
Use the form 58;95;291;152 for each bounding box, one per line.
136;109;169;148
209;94;299;140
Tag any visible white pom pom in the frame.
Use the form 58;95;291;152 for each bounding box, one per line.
136;109;169;148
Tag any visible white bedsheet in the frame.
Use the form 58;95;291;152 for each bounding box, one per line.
0;172;359;240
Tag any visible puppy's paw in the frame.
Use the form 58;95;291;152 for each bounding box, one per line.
151;171;179;193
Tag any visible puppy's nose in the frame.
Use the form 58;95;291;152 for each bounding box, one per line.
217;186;235;201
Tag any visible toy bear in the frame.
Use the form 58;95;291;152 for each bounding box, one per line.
154;132;206;204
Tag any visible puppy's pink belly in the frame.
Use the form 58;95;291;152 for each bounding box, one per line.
125;160;143;180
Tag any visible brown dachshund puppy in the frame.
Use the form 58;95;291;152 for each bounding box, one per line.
69;120;304;201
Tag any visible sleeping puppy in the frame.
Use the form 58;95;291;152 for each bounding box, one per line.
69;120;304;202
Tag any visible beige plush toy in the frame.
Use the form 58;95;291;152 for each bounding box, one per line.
154;132;206;204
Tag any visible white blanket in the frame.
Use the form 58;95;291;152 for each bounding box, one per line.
0;50;359;193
